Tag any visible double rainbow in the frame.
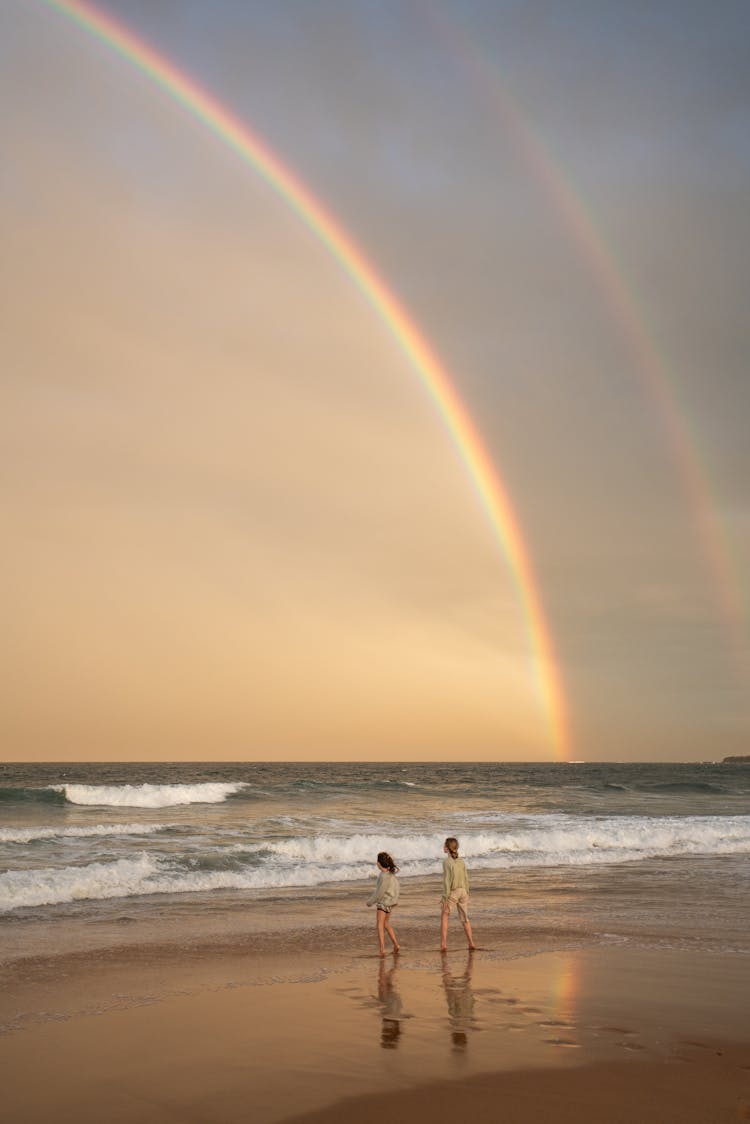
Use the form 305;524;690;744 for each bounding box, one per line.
39;0;571;759
426;7;746;656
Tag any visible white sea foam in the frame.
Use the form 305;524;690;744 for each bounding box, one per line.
0;823;168;845
0;856;162;909
50;783;245;808
251;815;750;866
0;854;373;910
2;815;748;911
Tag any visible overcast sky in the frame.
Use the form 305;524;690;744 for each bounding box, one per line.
2;0;749;761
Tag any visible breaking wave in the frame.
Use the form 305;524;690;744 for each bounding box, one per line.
0;783;246;808
2;814;749;911
0;823;169;845
50;783;246;808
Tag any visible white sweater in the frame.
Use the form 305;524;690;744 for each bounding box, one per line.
366;870;400;908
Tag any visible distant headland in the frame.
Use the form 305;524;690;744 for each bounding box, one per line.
722;755;750;763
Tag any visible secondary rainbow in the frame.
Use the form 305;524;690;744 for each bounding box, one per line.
425;5;746;659
40;0;571;760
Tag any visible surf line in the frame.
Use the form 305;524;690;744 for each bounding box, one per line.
423;5;745;654
40;0;571;761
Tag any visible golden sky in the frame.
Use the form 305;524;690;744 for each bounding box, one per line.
2;0;749;760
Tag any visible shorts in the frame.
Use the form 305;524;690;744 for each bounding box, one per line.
376;903;394;914
443;889;469;923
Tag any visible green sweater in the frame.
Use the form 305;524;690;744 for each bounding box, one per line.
442;856;469;899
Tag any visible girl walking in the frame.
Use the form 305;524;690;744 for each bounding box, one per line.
366;851;400;956
440;837;476;952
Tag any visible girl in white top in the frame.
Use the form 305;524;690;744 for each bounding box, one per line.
366;851;401;956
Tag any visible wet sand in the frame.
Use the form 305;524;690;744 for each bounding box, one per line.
283;1045;750;1124
2;919;749;1124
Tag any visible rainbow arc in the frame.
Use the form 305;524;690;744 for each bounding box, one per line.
40;0;571;759
425;6;746;653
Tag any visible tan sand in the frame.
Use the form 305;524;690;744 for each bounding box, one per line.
2;939;748;1123
283;1046;750;1124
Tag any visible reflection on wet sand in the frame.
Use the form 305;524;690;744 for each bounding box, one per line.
377;955;403;1049
358;948;582;1057
441;950;476;1050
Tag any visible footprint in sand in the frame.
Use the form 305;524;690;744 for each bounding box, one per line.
544;1037;580;1048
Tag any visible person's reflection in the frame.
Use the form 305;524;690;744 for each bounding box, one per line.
377;955;403;1049
441;949;475;1050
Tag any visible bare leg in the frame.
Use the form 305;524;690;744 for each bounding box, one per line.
375;908;386;953
384;912;400;952
440;906;449;952
462;916;476;950
376;908;387;955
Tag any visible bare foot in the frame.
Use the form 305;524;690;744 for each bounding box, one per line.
468;944;477;951
392;945;400;953
440;946;447;953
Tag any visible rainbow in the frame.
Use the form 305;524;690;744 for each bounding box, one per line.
424;6;746;657
549;953;580;1030
39;0;571;759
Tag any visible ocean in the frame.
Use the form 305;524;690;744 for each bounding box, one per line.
2;760;749;961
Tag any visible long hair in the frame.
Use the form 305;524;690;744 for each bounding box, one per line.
377;851;399;873
444;837;459;860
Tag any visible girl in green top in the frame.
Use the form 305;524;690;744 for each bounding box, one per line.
440;837;476;952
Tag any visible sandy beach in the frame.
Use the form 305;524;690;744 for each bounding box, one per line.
3;761;749;1121
3;914;749;1124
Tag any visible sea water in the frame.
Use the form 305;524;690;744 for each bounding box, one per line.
1;760;749;958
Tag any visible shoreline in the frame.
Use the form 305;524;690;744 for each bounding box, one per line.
2;925;748;1123
3;760;748;1121
4;849;747;965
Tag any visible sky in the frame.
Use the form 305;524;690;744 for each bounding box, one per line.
2;0;749;762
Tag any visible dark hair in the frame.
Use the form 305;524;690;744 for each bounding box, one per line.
377;851;399;873
444;837;459;859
